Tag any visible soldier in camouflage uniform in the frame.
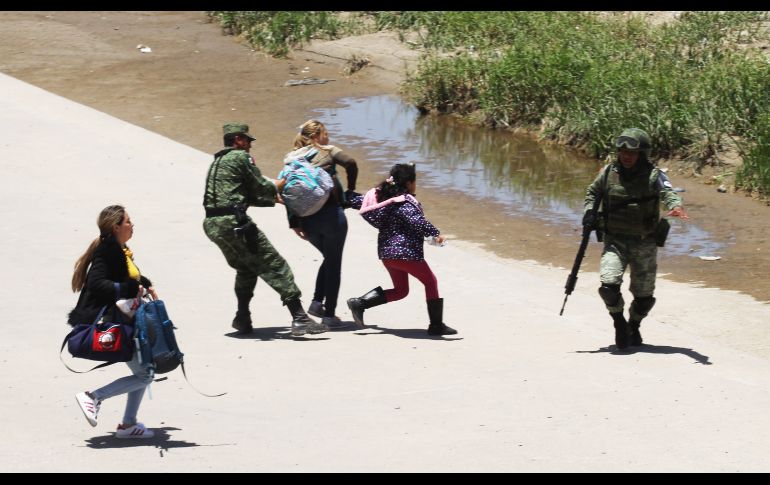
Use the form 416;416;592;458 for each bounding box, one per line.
583;128;689;350
202;123;327;337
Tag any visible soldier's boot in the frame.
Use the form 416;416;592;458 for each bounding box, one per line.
628;296;656;347
347;286;387;328
426;298;457;336
286;299;328;337
598;284;628;349
611;312;630;350
628;322;642;347
232;290;254;334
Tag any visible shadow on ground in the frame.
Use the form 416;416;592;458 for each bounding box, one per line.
225;325;331;341
84;427;208;451
355;324;463;341
575;344;711;365
222;321;463;341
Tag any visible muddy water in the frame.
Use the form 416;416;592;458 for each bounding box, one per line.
317;95;726;255
313;95;770;304
0;10;764;314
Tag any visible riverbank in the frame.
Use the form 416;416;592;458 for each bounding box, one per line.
2;11;770;472
2;11;768;304
3;48;770;473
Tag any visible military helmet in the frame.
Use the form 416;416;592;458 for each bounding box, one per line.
615;128;651;158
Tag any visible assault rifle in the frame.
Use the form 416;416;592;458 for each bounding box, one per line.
560;168;608;316
559;211;600;315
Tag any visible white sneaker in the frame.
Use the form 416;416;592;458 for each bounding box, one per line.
75;391;101;427
115;422;155;439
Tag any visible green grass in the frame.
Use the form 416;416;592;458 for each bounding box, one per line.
736;114;770;198
206;11;353;57
401;11;770;196
207;11;770;197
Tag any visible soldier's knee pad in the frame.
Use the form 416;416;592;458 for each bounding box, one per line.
598;284;622;307
631;296;656;317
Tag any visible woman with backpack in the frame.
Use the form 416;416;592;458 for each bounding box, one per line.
346;163;457;336
285;119;359;328
68;205;157;438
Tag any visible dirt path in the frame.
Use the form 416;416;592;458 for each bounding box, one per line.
1;10;768;303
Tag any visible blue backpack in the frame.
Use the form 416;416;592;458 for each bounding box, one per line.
133;300;225;396
278;147;335;217
134;299;183;375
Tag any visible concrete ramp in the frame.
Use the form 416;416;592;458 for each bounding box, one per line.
1;72;769;471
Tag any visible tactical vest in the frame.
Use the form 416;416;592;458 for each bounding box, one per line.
602;164;660;237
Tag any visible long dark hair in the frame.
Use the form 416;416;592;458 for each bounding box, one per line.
376;163;416;202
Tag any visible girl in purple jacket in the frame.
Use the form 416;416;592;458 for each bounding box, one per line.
347;163;457;336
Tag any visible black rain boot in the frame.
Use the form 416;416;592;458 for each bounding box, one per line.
232;291;254;334
427;298;457;336
347;287;387;328
286;299;327;336
611;312;629;350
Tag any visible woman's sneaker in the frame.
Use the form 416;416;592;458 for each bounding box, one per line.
75;391;101;427
322;316;350;329
307;300;325;318
116;422;155;439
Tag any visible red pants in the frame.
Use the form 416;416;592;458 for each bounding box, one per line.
381;259;439;301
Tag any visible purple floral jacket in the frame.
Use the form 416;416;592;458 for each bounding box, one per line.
350;190;440;261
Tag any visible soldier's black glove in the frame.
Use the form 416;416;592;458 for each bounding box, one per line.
582;210;597;230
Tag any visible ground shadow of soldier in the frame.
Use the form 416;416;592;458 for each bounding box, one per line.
575;344;711;365
84;426;202;450
355;324;463;341
226;326;330;342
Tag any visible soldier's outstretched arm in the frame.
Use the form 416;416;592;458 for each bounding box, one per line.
242;158;278;207
667;206;690;220
656;170;689;220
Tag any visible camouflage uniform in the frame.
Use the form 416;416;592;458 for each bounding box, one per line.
203;123;323;336
584;128;683;348
202;146;301;302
